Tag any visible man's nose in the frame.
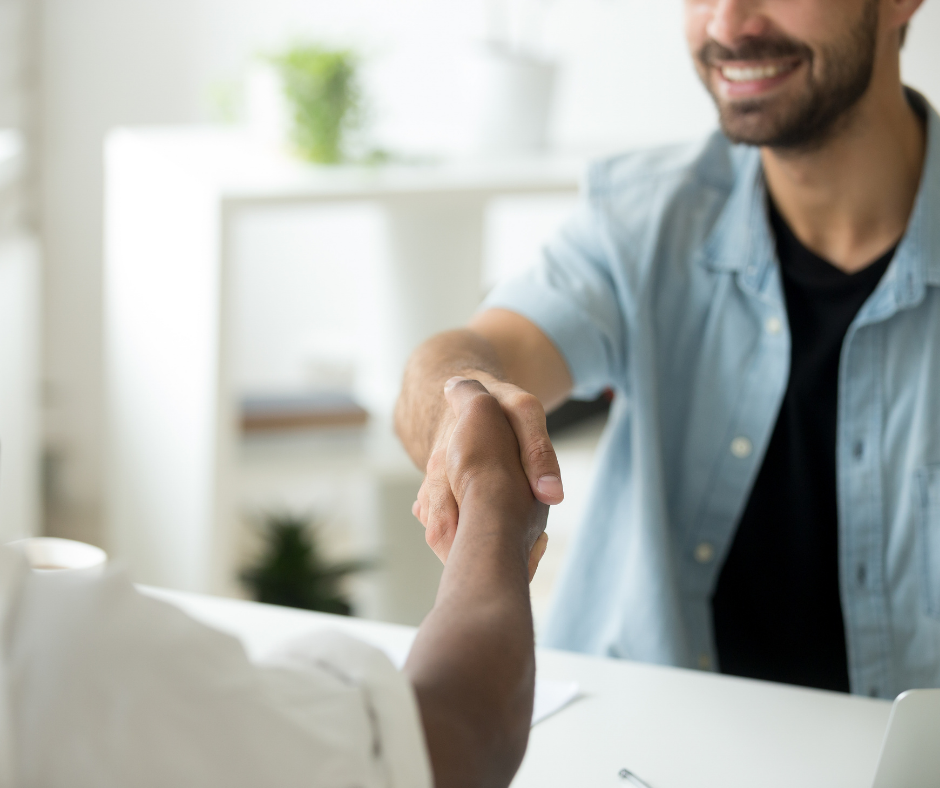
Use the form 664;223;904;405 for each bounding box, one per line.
705;0;771;48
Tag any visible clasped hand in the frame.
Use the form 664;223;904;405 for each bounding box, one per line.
412;375;563;580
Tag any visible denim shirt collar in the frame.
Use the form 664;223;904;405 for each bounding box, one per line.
699;94;940;314
698;147;775;299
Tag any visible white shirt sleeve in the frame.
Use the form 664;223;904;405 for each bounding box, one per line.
1;555;433;788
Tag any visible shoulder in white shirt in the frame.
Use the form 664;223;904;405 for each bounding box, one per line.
0;549;432;788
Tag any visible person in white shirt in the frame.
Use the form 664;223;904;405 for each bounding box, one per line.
0;377;547;788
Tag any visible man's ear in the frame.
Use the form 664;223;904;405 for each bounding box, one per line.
881;0;924;49
885;0;926;33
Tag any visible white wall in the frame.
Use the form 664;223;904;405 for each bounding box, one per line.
0;0;39;541
0;235;40;542
39;0;940;544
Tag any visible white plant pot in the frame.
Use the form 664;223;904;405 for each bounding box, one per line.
475;48;557;155
245;62;291;150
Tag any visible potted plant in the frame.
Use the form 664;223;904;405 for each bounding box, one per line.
270;45;364;164
246;43;377;164
240;511;372;615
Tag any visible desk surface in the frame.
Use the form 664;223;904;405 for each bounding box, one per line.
146;588;891;788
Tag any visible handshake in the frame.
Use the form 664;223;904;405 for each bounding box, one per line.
405;373;561;582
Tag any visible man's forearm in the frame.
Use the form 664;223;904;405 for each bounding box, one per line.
405;483;540;788
394;329;505;468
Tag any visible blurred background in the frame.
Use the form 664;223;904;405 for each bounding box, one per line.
2;0;939;630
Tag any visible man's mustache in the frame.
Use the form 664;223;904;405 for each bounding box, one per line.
698;37;812;65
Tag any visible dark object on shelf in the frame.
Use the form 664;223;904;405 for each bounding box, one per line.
546;390;613;436
240;512;373;615
241;392;368;432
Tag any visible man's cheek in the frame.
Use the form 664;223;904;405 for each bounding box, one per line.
683;4;712;68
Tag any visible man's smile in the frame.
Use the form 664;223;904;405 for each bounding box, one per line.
712;58;804;99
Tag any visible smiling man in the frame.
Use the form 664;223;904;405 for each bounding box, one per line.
395;0;939;698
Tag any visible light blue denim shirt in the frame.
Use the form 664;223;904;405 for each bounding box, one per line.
484;100;940;698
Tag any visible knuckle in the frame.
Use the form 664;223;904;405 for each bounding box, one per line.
425;521;443;549
505;389;538;411
425;517;452;553
445;437;490;488
426;448;447;477
427;472;454;499
524;439;557;469
463;391;502;421
452;465;481;500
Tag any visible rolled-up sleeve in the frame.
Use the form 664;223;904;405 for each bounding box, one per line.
483;166;626;399
260;631;433;788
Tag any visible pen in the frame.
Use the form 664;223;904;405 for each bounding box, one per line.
619;768;654;788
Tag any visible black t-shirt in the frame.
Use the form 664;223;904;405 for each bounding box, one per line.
710;199;896;693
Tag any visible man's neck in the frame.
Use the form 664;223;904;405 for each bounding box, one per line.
761;80;926;274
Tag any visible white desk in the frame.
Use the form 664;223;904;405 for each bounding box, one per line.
147;588;892;788
105;129;582;596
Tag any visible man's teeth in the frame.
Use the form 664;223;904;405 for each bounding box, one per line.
720;63;793;82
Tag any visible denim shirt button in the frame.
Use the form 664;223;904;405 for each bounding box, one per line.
730;437;753;458
698;653;712;670
694;542;715;564
765;316;783;335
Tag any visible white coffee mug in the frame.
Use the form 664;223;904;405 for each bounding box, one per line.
6;537;107;575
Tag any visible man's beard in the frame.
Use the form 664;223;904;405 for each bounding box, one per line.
695;0;879;151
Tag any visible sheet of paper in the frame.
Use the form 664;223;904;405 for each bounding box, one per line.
532;679;580;726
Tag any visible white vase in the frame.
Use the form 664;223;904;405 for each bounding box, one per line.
244;63;291;150
474;47;558;155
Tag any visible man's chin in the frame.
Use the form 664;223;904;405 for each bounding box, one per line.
715;97;812;148
717;109;784;147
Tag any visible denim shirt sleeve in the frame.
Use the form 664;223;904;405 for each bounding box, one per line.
482;165;626;399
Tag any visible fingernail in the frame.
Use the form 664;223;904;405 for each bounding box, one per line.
444;376;465;393
536;474;563;500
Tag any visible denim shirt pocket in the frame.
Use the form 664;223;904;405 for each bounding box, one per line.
916;465;940;619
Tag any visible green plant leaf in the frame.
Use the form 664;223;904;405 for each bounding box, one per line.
270;44;364;164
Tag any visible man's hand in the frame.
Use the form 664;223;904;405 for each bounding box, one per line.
442;378;548;545
395;311;573;581
413;374;558;579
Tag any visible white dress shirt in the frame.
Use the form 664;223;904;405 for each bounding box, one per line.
0;549;432;788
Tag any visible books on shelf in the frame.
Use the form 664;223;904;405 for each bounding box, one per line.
241;392;368;432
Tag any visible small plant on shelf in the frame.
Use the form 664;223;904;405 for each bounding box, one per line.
240;511;372;615
269;44;365;164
